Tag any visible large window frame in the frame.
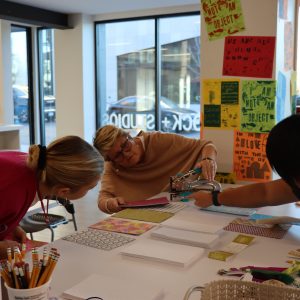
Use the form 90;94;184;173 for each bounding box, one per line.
95;12;201;135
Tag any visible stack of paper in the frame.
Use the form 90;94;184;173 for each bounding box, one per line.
62;273;165;300
120;239;204;267
151;226;219;248
162;217;224;233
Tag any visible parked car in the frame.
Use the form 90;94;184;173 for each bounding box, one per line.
13;85;56;123
106;95;200;133
13;85;29;123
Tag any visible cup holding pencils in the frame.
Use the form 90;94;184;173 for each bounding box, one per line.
0;245;60;300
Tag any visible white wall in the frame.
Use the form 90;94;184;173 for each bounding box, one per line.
54;14;96;143
0;20;13;124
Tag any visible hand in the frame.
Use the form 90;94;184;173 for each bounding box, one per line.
196;158;217;181
0;240;21;259
188;191;212;208
11;226;27;243
104;197;125;214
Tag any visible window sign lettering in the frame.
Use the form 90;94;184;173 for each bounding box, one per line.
102;112;200;133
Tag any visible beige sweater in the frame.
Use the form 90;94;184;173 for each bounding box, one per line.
99;131;211;202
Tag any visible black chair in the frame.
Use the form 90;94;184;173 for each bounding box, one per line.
20;198;78;242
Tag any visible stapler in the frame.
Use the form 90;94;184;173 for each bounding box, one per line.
169;168;222;201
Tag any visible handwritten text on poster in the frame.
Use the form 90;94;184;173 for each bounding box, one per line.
234;131;271;182
201;0;245;41
223;36;276;78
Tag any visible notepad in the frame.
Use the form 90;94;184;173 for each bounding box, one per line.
151;226;219;248
120;239;204;267
61;273;165;300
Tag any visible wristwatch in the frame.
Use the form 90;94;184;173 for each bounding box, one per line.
211;190;221;206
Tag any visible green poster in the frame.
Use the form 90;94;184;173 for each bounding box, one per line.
201;0;245;41
241;80;276;133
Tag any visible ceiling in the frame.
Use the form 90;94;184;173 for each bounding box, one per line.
7;0;199;15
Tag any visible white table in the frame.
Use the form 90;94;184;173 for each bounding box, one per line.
46;196;300;300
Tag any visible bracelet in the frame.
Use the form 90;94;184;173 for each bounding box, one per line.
104;198;113;214
211;191;221;206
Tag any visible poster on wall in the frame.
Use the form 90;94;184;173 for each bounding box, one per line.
233;130;271;182
203;79;240;129
215;172;236;184
284;22;294;71
276;71;286;122
241;80;276;133
223;36;276;78
279;0;288;19
290;71;297;114
201;0;245;41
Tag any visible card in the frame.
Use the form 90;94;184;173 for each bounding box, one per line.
89;217;155;235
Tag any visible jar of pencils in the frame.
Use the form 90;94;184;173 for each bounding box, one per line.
0;245;60;300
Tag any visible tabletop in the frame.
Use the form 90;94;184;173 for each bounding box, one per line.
46;192;300;300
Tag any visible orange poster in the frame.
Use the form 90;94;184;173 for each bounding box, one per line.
233;130;271;182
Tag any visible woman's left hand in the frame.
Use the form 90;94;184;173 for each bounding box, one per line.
12;226;27;243
196;158;217;181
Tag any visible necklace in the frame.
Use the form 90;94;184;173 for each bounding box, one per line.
37;188;50;223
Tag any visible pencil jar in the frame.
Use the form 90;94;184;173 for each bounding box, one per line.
5;279;51;300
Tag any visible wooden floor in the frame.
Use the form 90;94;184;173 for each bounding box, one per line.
29;183;108;243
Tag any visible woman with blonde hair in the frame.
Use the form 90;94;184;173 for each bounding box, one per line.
0;135;102;258
94;125;217;214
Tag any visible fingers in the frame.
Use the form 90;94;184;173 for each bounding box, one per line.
187;191;212;208
199;159;217;181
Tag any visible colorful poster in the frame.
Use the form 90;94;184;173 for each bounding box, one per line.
223;36;276;78
233;130;271;182
203;79;240;129
215;172;236;184
284;22;294;71
290;71;297;114
276;71;286;122
201;0;245;41
241;80;276;133
279;0;288;19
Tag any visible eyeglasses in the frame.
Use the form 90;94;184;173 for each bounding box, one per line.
109;135;133;162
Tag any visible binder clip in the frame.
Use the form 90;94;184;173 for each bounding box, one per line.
169;167;222;201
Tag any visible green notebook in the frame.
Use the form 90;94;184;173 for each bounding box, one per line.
113;208;174;223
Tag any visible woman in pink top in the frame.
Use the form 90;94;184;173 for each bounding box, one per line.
0;135;102;258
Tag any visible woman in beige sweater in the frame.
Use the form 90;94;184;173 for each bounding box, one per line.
93;125;217;214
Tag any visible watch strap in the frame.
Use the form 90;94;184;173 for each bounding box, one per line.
212;190;221;206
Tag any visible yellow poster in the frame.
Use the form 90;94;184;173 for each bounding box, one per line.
203;79;240;129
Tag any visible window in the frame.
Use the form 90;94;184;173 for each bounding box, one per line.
38;28;56;145
95;13;200;137
11;25;34;150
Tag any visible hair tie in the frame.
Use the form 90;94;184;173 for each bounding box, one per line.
38;145;47;170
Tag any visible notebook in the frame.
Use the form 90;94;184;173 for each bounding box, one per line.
151;226;219;248
89;217;155;235
162;218;224;234
120;239;204;267
120;197;169;208
62;273;165;300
